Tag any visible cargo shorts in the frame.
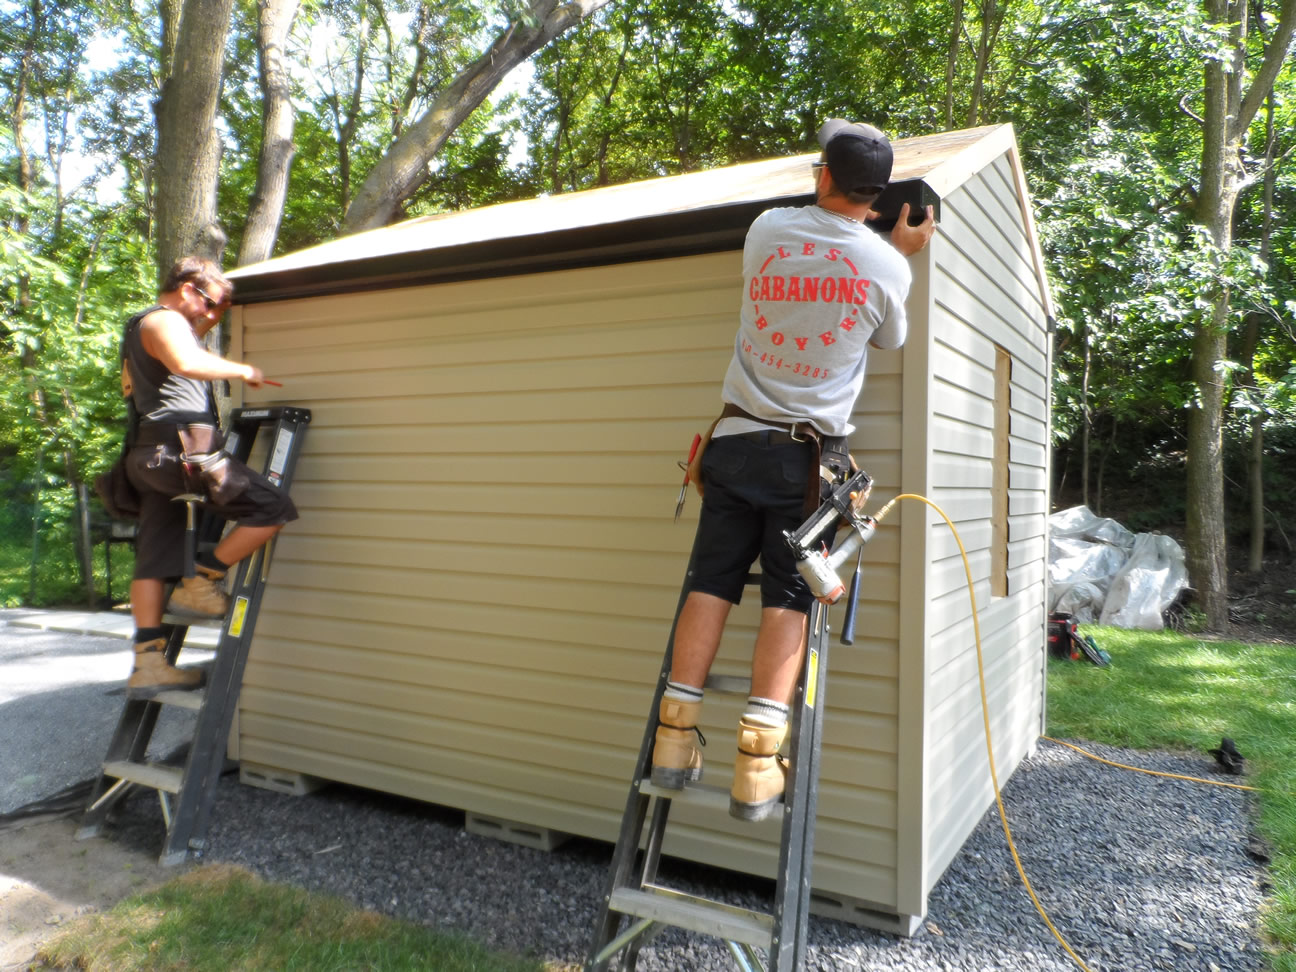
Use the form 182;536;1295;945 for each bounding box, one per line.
686;431;814;614
125;441;298;580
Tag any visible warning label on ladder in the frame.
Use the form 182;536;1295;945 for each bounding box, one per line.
267;430;293;486
228;596;250;637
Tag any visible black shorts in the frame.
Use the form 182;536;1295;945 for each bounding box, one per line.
687;432;814;614
125;442;298;580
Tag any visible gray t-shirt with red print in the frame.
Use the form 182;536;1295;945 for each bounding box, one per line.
721;205;913;437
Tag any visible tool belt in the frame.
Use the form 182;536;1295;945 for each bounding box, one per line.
719;403;822;444
689;404;853;515
135;422;250;504
136;421;220;453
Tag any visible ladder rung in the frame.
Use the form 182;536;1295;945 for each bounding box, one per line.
151;689;206;710
161;613;225;629
608;885;773;949
102;760;184;794
640;778;735;814
703;674;752;695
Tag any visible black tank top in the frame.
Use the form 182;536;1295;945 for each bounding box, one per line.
123;305;215;426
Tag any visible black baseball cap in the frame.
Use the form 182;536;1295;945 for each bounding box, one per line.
817;119;893;194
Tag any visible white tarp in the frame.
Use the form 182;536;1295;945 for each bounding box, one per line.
1047;506;1189;630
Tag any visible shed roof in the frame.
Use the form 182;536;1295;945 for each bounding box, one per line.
230;123;1042;306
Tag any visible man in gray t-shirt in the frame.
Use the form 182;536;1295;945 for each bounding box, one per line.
652;121;936;821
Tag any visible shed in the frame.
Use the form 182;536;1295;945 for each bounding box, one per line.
225;122;1054;934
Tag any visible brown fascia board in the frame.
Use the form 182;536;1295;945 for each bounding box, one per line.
230;178;940;305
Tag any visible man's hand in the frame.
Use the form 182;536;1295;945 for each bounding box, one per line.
889;203;936;256
243;364;265;388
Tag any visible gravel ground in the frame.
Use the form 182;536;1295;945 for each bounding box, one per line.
127;739;1263;971
1;615;1269;971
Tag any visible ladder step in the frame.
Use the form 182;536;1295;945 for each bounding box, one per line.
703;673;752;695
102;760;185;794
608;885;773;949
161;613;225;629
151;689;206;710
640;778;735;814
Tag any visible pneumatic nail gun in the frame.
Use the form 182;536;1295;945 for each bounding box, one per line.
784;468;877;606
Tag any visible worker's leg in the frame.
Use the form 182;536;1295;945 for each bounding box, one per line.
652;433;763;789
731;608;809;821
731;436;817;821
128;562;202;698
652;592;733;788
170;468;297;619
212;522;283;567
749;606;809;704
669;591;732;687
130;577;166;630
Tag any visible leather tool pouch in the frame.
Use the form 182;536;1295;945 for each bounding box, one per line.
178;425;250;505
95;366;142;520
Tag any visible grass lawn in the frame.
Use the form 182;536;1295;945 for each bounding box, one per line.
35;862;558;972
1049;625;1296;971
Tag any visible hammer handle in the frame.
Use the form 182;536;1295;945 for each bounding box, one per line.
840;556;863;646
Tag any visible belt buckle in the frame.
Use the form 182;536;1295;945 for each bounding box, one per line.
788;423;806;442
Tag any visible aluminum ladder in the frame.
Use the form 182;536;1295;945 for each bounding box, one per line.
77;405;310;866
587;532;853;971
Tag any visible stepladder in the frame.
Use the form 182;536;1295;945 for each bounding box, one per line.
77;405;310;866
588;554;851;969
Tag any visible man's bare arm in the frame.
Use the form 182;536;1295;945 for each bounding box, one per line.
140;310;264;386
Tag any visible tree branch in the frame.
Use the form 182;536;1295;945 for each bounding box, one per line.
1178;91;1205;126
342;0;613;233
1235;0;1296;135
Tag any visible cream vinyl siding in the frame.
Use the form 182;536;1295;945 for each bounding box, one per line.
919;153;1050;892
229;249;908;908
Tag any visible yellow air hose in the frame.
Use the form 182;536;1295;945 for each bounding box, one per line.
864;494;1255;971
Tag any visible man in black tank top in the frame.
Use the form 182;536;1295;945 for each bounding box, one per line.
120;256;298;699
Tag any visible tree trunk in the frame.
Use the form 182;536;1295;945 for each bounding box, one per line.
1080;324;1091;508
237;0;301;266
343;0;613;234
594;15;631;186
1185;0;1296;631
944;0;964;129
159;0;182;79
966;0;999;127
1242;89;1277;573
154;0;236;278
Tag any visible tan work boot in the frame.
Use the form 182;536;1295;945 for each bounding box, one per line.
167;564;229;618
127;638;204;699
650;697;705;789
730;719;789;821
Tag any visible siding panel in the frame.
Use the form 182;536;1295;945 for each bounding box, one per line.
238;249;907;914
919;163;1048;904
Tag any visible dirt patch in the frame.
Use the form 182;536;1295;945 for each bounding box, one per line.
0;814;186;970
1224;556;1296;644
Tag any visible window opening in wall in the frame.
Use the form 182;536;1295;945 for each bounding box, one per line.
992;345;1012;597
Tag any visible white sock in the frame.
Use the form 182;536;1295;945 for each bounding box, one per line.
743;696;789;728
664;681;704;704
